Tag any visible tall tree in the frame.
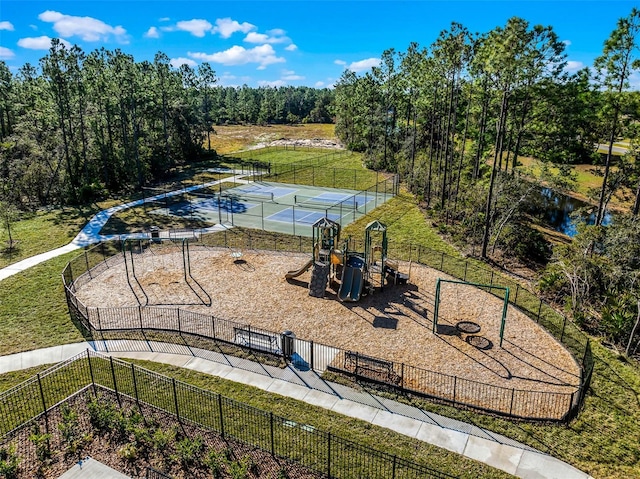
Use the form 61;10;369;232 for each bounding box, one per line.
594;8;640;223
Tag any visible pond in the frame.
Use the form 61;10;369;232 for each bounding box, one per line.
535;188;612;237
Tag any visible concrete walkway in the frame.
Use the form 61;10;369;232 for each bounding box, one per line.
58;457;130;479
0;341;593;479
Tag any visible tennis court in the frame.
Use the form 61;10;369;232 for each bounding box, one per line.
153;181;393;236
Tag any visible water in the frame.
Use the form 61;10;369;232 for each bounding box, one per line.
535;188;612;237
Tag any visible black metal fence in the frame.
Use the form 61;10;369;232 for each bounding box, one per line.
0;351;456;479
61;235;593;422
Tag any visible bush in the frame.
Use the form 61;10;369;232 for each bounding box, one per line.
0;446;20;479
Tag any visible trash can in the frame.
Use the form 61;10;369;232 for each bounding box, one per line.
150;226;160;241
281;330;296;359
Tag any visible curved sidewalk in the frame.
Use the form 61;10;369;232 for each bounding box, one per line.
0;341;593;479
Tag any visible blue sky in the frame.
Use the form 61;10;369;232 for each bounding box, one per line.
0;1;638;88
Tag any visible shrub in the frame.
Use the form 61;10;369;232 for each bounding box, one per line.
0;446;20;479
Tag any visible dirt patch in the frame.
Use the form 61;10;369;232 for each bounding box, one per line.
74;247;581;401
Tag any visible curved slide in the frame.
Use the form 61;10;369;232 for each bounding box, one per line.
338;266;364;302
285;259;314;279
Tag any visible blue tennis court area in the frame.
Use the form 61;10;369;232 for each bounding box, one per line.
266;208;342;225
232;184;297;199
154;180;393;236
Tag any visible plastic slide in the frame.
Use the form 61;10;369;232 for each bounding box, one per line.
285;259;314;279
338;266;364;302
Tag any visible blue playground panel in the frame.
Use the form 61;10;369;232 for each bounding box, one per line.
233;184;296;198
267;208;341;225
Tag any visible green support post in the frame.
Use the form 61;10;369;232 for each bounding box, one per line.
499;287;510;348
433;278;441;334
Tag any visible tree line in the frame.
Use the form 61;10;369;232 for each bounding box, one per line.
332;11;640;354
0;42;333;209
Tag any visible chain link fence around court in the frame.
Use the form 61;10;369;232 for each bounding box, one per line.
141;175;398;237
62;236;593;422
0;351;457;479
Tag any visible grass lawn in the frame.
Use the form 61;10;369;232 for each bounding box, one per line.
0;251;84;356
0;206;101;269
210;123;336;154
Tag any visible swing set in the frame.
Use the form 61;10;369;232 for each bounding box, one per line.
122;238;211;306
433;278;510;347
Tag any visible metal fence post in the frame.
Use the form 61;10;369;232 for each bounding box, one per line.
177;309;181;334
310;340;315;371
139;306;144;331
85;251;91;279
110;356;121;408
392;455;397;479
510;388;515;416
37;373;49;433
218;394;225;438
172;378;180;422
270;412;275;456
537;301;543;323
452;376;457;406
87;349;97;396
132;364;141;412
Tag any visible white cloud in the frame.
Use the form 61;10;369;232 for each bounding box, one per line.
268;28;286;36
176;19;213;37
334;59;346;66
0;46;15;59
189;44;284;69
314;81;325;87
283;73;304;81
258;80;286;87
212;18;255;39
244;31;290;44
170;57;197;68
285;44;297;51
0;21;14;31
144;26;160;38
38;10;127;42
348;57;380;72
17;35;71;50
565;60;585;73
563;39;572;46
159;17;171;22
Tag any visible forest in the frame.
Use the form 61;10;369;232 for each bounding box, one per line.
0;42;333;206
1;9;640;353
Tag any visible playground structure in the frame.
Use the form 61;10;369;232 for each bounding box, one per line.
122;238;211;306
285;218;408;301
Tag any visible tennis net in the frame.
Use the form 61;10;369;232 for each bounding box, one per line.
294;195;358;210
221;190;274;202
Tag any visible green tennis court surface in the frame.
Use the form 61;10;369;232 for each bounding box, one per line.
151;181;393;236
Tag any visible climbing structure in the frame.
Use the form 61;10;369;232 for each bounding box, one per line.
286;217;407;302
364;220;408;290
285;217;341;298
